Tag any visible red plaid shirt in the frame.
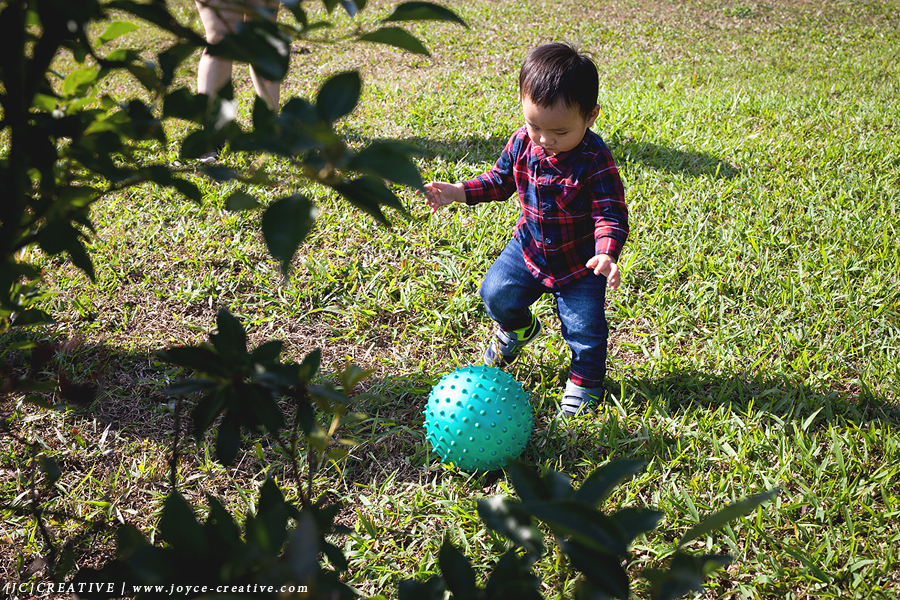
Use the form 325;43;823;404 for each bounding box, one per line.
463;126;629;289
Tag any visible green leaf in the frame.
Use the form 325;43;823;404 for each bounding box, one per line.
35;219;80;257
357;26;429;56
546;470;575;500
526;500;628;557
285;511;320;583
210;308;248;363
62;67;99;96
298;349;321;382
506;461;551;503
180;129;213;159
125;63;162;94
216;413;242;465
485;549;543;600
40;456;62;487
156;345;229;377
281;96;318;125
22;395;57;410
225;191;261;212
105;47;143;64
205;495;242;549
399;577;446;600
254;478;289;552
116;523;148;558
11;309;54;327
575;459;646;506
323;539;350;572
158;493;206;557
562;539;630;599
158;42;197;87
438;538;477;598
256;363;301;390
17;380;57;394
295;398;316;436
191;390;229;436
262;194;317;275
331;176;406;226
252;94;280;134
168;176;202;205
251;340;284;364
206;20;291;82
348;141;424;190
32;93;57;112
477;496;545;556
340;363;376;391
610;507;663;546
163;87;208;122
677;489;778;547
307;384;352;406
316;71;361;123
574;580;616;600
643;552;732;600
382;2;468;27
5;340;38;351
163;378;216;395
58;185;101;209
202;166;239;181
140;165;202;204
107;0;206;44
66;239;96;281
248;389;285;434
97;21;138;46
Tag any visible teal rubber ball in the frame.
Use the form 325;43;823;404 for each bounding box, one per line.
424;366;533;472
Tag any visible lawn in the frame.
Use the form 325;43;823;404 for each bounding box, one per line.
2;0;899;598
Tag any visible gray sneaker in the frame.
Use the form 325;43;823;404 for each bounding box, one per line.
483;314;542;368
558;380;604;418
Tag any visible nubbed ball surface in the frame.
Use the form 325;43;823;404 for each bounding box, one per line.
424;365;533;472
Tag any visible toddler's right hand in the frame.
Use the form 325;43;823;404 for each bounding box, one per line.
424;181;463;213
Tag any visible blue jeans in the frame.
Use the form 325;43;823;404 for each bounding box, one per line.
479;238;609;388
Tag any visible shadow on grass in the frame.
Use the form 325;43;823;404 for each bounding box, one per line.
398;133;741;180
523;367;898;480
403;135;510;166
607;136;741;179
341;133;510;167
1;333;182;447
1;331;431;486
345;129;740;181
4;330;895;483
622;368;899;429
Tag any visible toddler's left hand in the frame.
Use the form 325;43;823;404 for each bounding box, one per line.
586;254;621;289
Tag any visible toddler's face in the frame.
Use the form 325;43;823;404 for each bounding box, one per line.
521;95;599;156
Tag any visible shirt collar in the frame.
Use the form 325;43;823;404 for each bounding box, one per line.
531;130;590;171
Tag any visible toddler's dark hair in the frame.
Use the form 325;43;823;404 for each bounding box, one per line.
519;42;599;118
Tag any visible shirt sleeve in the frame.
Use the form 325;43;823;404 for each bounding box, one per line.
589;149;629;260
461;130;523;205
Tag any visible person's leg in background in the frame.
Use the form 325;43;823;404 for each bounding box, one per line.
244;0;281;110
196;0;281;107
194;0;282;159
195;0;239;98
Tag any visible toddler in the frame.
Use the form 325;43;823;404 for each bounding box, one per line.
425;42;629;417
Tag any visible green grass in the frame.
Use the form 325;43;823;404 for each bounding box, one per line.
2;0;900;598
